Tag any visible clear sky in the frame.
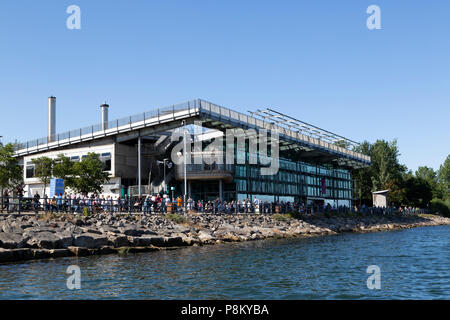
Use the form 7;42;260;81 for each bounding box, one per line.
0;0;448;172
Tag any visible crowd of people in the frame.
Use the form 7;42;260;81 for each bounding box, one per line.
1;190;347;215
0;189;430;216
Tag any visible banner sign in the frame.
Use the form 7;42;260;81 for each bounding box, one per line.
49;178;65;198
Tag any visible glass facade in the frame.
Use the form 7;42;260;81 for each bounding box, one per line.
179;128;354;204
234;158;352;203
186;149;353;204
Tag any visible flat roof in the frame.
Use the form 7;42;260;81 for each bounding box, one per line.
13;99;371;169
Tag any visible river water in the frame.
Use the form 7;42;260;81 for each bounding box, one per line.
0;225;448;299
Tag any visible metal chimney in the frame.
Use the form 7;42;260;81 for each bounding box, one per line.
48;96;56;142
101;103;109;130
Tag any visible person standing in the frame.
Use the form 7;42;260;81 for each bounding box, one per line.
176;196;182;213
33;191;41;214
2;189;9;213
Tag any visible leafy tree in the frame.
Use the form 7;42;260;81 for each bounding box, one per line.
369;139;406;191
385;177;406;207
71;153;109;195
352;141;372;205
352;139;406;206
415;166;442;199
31;157;55;194
0;143;23;192
53;154;75;189
437;155;450;201
404;175;433;207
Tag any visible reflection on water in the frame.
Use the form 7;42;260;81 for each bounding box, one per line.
0;226;449;299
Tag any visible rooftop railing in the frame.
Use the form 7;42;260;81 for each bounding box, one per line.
197;99;371;163
13;98;370;163
13;100;200;155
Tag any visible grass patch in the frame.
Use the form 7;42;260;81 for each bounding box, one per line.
38;212;58;221
273;213;291;222
165;213;187;224
273;211;304;222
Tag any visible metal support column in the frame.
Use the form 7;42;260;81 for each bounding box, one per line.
182;120;187;213
138;136;142;197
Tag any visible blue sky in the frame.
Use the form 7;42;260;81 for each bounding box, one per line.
0;0;448;172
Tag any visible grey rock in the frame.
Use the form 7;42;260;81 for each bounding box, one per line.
164;236;184;246
119;227;144;236
198;230;215;243
27;232;62;249
55;231;74;248
108;235;130;247
74;233;108;249
0;233;28;249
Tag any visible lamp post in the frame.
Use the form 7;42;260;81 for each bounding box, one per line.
156;158;172;195
182;120;187;213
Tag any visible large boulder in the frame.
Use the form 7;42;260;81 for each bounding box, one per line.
0;248;33;263
197;230;215;243
0;233;28;249
118;227;145;236
74;233;108;249
140;235;165;247
55;231;74;248
164;236;184;247
26;232;63;249
108;235;130;247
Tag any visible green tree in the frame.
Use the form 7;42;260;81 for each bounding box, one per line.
0;143;23;192
404;175;433;207
71;153;109;195
31;157;55;194
437;155;450;201
53;154;75;190
352;141;373;205
415;166;442;199
352;139;406;206
370;139;406;191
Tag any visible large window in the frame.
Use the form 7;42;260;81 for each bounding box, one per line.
26;163;35;178
100;152;112;171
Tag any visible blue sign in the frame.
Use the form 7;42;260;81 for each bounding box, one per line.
49;178;65;197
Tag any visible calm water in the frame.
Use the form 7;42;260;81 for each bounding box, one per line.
0;225;449;299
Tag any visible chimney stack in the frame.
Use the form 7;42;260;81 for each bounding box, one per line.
101;103;109;130
48;96;56;142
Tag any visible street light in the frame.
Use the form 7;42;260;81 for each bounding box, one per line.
156;158;172;195
182;120;187;213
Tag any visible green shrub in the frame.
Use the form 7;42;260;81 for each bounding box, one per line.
83;207;91;217
430;199;450;217
273;213;290;222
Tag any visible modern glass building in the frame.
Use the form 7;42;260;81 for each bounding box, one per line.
14;98;370;207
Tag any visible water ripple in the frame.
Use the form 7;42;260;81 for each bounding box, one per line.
0;225;449;299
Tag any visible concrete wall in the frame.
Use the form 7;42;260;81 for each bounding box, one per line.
373;193;388;207
114;142;152;183
21;139;116;196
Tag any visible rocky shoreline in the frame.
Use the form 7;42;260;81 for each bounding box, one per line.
1;212;449;264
